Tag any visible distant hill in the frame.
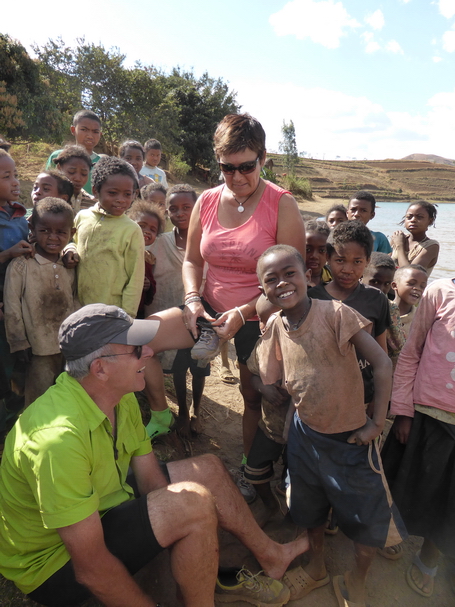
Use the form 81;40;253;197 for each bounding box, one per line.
401;153;455;166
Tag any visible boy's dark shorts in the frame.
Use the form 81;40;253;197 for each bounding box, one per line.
28;463;171;607
202;299;260;366
163;347;210;377
287;413;406;548
244;426;287;484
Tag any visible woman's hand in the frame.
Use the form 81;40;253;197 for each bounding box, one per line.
390;230;408;250
182;300;214;340
392;415;413;445
211;308;244;341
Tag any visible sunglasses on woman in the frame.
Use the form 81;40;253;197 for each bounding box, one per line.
99;345;143;360
219;157;259;175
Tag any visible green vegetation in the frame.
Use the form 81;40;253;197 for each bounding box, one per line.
281;174;312;199
0;34;239;170
279;120;298;174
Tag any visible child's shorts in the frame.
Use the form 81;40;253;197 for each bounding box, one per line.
244;426;287;484
287;413;406;548
163;347;210;378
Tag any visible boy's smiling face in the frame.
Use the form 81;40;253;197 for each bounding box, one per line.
392;268;428;307
32;174;60;205
259;250;310;314
95;174;136;216
0;155;20;205
168;193;195;231
71;118;101;154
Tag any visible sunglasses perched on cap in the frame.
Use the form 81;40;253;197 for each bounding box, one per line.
98;345;143;360
219;157;259;175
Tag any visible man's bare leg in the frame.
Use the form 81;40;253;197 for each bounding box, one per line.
146;308;195;353
167;454;309;579
303;525;327;581
147;481;219;607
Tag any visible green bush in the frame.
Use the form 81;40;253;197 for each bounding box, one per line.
281;175;312;199
169;154;190;181
261;166;278;184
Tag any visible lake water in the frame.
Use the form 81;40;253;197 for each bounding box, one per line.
368;202;455;282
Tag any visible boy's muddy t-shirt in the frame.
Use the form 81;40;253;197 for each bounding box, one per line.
255;300;371;435
309;283;391;404
199;182;289;315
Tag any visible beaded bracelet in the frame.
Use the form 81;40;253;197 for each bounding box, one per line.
184;295;202;306
235;306;246;325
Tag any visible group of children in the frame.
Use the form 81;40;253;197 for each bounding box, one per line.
0;110;453;605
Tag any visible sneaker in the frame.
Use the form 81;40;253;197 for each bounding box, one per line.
216;567;291;607
230;466;257;504
191;325;221;363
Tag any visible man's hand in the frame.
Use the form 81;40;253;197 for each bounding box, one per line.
392;415;413;445
347;417;382;446
62;250;80;269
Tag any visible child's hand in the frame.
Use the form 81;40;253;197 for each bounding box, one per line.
390;230;408;250
62;250;80;269
259;383;289;407
1;240;34;263
16;348;32;364
143;276;151;292
392;415;413;445
347;417;382;446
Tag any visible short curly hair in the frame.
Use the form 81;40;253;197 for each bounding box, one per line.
306;219;330;238
364;252;397;275
30;197;74;228
349;191;376;212
141;182;167;200
91;156;139;194
166;183;197;204
325;204;348;221
118;140;145;159
127;200;165;235
54;145;92;170
327;220;373;258
36;170;74;200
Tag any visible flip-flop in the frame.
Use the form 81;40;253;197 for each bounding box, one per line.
282;565;329;600
219;368;236;385
377;543;403;560
406;551;438;598
333;573;366;607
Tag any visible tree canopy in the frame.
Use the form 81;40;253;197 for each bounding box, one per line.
1;34;240;169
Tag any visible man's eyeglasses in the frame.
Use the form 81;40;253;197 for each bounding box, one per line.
99;345;143;360
219;157;259;175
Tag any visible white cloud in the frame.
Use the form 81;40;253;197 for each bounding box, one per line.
443;26;455;51
438;0;455;19
269;0;360;49
433;55;443;62
233;77;455;160
386;40;404;54
365;9;385;30
362;32;381;53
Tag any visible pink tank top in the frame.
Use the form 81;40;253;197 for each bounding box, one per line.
200;181;289;314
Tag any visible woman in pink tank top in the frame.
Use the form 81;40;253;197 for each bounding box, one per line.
181;114;306;460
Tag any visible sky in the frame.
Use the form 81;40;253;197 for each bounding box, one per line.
4;0;455;160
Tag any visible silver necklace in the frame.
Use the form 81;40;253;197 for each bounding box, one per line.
232;182;260;213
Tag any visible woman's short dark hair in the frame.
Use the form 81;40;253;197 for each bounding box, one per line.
213;113;266;160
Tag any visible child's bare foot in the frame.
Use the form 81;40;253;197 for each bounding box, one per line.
190;415;202;434
334;570;366;606
175;415;191;439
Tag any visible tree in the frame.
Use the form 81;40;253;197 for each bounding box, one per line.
0;81;25;133
0;34;64;140
279;120;298;174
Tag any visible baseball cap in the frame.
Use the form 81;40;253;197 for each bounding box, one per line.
59;304;160;361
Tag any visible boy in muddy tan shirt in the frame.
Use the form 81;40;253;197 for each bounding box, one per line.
251;244;406;605
4;198;78;407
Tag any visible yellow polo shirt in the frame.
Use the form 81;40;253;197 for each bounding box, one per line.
0;372;151;593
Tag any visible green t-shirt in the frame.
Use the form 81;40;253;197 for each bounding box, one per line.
0;372;151;593
46;150;102;195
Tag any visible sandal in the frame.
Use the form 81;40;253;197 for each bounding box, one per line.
333;573;366;607
282;565;329;600
406;550;438;598
219;367;236;385
377;543;403;561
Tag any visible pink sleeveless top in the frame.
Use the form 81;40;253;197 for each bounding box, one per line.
200;181;289;314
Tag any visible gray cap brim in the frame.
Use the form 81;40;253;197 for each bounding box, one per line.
111;318;160;346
